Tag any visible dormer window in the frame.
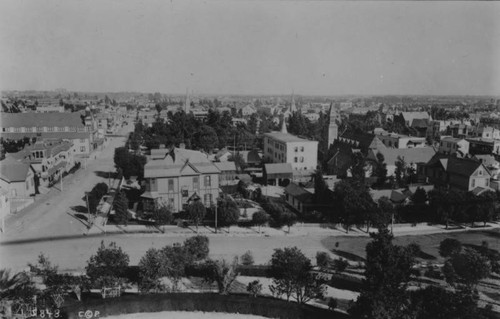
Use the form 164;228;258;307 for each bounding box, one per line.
479;170;483;176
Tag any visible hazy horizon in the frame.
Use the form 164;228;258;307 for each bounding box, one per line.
1;1;499;96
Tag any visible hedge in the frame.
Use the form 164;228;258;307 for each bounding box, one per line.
62;293;350;319
185;264;271;278
328;273;363;292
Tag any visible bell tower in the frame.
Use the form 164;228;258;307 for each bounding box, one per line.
327;102;339;148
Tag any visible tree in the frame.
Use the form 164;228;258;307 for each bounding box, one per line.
0;269;30;300
236;180;250;199
349;228;416;319
333;179;376;233
350;151;366;183
113;191;129;226
152;203;173;229
409;286;486;319
252;211;269;234
478;191;496;226
394;156;408;188
281;211;297;233
240;251;254;266
138;248;164;293
375;197;394;230
203;257;239;295
316;252;331;269
158;245;189;289
86;241;130;283
269;247;326;304
443;248;491;289
217;196;240;231
373;152;387;188
246;280;262;297
183;235;209;261
187;200;206;233
439;238;462;258
195;125;219;152
411;187;427;205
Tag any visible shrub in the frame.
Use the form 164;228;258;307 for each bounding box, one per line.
328;298;338;311
241;251;255;266
86;241;130;283
246;280;262;297
332;258;349;273
316;252;331;269
184;235;210;262
439;238;462;258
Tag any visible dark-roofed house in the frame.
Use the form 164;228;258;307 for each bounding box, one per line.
424;155;491;192
142;147;221;212
327;130;385;176
263;163;293;186
0;112;97;156
0;156;36;198
284;182;314;214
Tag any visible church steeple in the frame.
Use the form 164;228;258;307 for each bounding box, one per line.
184;89;190;113
280;115;288;134
327;102;339;148
290;91;297;113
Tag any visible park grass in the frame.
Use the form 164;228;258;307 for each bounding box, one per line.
321;228;500;263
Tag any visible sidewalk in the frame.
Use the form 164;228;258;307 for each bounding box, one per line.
86;220;500;238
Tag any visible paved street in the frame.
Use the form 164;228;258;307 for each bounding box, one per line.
0;124;132;243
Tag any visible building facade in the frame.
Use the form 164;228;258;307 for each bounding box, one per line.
142;148;221;212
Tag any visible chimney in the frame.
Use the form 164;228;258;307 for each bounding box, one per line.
179;143;186;149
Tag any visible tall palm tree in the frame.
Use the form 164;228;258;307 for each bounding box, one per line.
0;269;29;299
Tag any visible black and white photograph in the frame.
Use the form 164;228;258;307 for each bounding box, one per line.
0;0;499;318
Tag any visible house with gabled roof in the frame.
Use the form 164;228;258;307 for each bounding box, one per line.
0;156;36;198
142;147;221;212
424;155;491;192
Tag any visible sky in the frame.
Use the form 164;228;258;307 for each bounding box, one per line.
1;0;500;96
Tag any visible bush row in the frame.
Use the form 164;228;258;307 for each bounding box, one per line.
62;293;349;319
185;264;271;278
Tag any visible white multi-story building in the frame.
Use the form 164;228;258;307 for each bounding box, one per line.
439;137;470;155
263;120;318;171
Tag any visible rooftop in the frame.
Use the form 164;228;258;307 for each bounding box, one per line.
0;112;85;128
145;148;220;178
0;156;32;183
263;131;316;144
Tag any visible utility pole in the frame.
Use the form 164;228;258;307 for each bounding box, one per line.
215;201;218;234
85;193;91;229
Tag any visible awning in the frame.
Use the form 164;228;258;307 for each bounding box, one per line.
47;161;67;176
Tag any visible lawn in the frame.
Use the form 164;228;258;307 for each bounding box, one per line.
321;229;500;263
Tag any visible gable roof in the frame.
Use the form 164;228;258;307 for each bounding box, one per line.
285;182;313;203
145;148;220;178
446;157;488;177
0;156;32;182
213;161;237;172
367;147;436;166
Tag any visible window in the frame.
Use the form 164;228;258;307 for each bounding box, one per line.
294;157;298;163
471;179;475;188
479;170;483;176
168;179;174;192
486;179;489;187
57;127;65;132
294;147;298;152
150;178;157;191
300;146;304;152
204;193;212;206
193;177;199;190
26;181;29;190
14;127;21;133
47;127;54;132
204;175;211;187
169;198;175;208
26;127;33;132
300;157;304;163
80;146;86;152
80;139;85;143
